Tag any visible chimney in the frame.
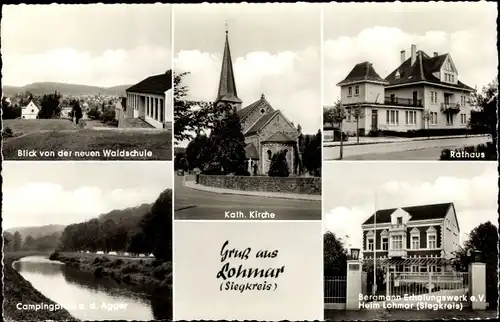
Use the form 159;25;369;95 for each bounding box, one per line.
434;52;438;57
400;50;406;64
411;44;416;65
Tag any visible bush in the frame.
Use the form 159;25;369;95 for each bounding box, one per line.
2;127;14;138
268;150;290;177
333;130;349;141
120;262;141;274
152;262;172;280
440;142;496;161
48;252;60;261
93;266;105;277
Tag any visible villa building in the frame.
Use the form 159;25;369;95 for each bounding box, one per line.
361;202;460;274
21;100;40;119
338;45;475;136
124;70;172;129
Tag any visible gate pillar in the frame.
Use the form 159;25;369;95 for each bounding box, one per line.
468;262;487;310
346;259;362;310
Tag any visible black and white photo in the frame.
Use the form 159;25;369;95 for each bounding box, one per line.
173;4;322;220
322;2;497;161
322;161;497;320
2;162;173;321
1;4;173;160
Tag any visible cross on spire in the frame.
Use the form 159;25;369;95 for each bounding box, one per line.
225;19;228;34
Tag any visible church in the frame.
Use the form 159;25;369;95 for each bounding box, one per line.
214;28;300;175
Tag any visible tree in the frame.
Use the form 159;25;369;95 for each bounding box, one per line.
72;100;83;124
302;130;322;177
452;221;498;309
3;231;14;252
1;97;22;119
268;150;290;177
327;100;347;159
324;231;348;277
185;134;209;171
422;109;432;139
173;72;215;144
469;78;498;148
204;110;247;175
13;231;22;251
350;104;365;144
24;235;36;250
38;91;62;119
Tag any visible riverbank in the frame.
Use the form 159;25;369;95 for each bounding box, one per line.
50;252;173;293
3;251;78;321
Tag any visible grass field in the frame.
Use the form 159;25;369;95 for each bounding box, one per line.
3;251;77;321
3;119;78;134
2;129;172;160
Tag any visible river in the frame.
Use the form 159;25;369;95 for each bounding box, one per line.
14;256;171;321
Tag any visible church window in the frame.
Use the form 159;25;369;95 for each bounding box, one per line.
267;150;272;160
260;108;265;115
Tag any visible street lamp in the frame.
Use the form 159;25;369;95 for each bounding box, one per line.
350;248;360;260
472;250;482;263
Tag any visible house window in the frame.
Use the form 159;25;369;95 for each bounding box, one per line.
348;87;352;96
430;112;438;125
267;150;272;160
430;91;437;104
446;113;454;125
428;234;437;249
405;111;416;125
411;265;419;273
367;238;374;251
461;95;467;106
382;238;388;250
387;110;399;125
429;265;437;273
420;266;428;273
160;99;164;122
392;235;403;250
354;85;359;96
396;217;402;225
411;236;419;249
460;113;467;124
31;109;34;112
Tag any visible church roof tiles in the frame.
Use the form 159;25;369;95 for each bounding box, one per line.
245;110;280;136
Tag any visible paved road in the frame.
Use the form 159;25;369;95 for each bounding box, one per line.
174;176;321;220
324;136;491;160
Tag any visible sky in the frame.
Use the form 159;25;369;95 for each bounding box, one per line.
323;2;498;104
174;3;322;138
2;162;173;229
323;162;498;252
1;4;172;87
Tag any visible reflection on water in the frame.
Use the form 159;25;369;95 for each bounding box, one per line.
14;256;171;321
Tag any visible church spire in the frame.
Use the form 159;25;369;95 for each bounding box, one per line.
215;22;242;106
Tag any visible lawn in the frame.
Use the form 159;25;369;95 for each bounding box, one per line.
3;251;77;321
3;119;78;134
3;129;172;160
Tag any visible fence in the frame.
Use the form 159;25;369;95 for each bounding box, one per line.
324;276;347;309
387;272;469;298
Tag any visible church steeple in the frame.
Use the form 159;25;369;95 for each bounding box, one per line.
215;23;242;111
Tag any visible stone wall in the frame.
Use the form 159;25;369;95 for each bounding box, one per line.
198;174;321;195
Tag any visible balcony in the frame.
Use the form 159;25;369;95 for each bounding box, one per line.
441;103;460;113
384;96;423;107
389;249;407;258
389;223;407;232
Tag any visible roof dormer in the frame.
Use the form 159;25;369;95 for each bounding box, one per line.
440;54;458;85
391;208;412;225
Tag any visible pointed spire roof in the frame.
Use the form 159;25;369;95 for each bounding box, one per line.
216;28;242;104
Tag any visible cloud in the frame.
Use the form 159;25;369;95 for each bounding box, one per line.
2;46;172;87
2;183;164;229
324;26;498;103
174;46;321;135
324;167;498;250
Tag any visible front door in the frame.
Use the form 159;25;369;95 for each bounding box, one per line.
371;110;378;131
